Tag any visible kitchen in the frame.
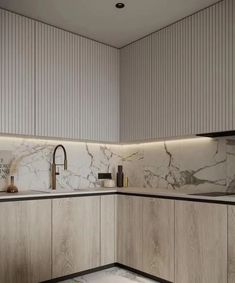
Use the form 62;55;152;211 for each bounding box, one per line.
0;0;234;282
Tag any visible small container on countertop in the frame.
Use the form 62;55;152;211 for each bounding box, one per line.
6;176;18;193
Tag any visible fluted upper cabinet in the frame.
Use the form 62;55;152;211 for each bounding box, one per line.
35;22;80;139
120;37;152;142
80;38;119;142
120;0;235;142
0;10;35;135
152;18;192;139
191;0;234;134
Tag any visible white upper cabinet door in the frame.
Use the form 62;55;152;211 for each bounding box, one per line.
191;0;234;134
120;36;152;142
151;18;192;139
80;38;119;142
0;10;35;135
35;22;80;139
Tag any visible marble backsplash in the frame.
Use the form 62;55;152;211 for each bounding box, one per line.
0;136;234;193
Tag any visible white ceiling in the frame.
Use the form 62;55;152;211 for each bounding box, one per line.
0;0;220;48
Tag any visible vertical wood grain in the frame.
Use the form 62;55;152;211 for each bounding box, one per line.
120;36;152;142
228;205;235;283
35;22;80;139
0;9;35;135
142;198;174;282
117;195;143;270
175;201;227;283
0;200;51;283
101;195;116;265
80;38;119;142
52;196;100;278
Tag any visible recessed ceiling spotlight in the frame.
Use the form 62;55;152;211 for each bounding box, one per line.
115;3;125;9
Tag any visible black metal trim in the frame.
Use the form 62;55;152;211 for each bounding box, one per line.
1;191;235;205
196;131;235;138
116;192;235;205
0;192;116;202
40;262;172;283
116;263;172;283
40;263;116;283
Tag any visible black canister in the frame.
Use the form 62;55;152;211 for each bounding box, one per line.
117;165;124;187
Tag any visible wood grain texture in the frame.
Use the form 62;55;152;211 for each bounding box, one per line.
52;196;100;278
0;200;51;283
101;195;116;265
0;9;35;135
228;205;235;283
175;201;227;283
117;195;143;270
142;198;174;282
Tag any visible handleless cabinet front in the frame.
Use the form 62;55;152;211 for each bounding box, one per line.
175;201;227;283
52;196;100;278
142;198;174;282
0;200;52;283
117;195;143;270
0;10;35;136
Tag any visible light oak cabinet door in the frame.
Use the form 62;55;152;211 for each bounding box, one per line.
142;198;174;282
117;195;143;270
0;200;51;283
52;196;100;278
228;205;235;283
175;201;227;283
0;10;35;135
101;195;116;265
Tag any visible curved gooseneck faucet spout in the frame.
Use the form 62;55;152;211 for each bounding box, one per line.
51;144;68;190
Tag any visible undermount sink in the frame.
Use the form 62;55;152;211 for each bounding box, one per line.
189;192;235;197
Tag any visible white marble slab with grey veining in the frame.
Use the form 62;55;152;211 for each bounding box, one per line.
0;136;235;195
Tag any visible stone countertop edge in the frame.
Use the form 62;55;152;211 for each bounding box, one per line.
0;187;235;204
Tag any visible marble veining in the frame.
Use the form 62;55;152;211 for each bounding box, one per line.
0;136;234;193
60;267;159;283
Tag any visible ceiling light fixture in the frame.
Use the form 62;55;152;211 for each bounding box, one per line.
115;3;125;9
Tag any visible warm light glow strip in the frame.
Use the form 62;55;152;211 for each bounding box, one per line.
0;134;213;147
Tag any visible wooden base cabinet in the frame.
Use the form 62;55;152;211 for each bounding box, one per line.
228;206;235;283
0;200;52;283
175;201;227;283
101;195;116;265
142;198;174;282
117;195;143;270
52;196;100;278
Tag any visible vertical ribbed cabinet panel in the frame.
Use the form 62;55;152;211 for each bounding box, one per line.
80;38;119;142
35;22;80;139
152;17;192;139
120;36;152;142
233;0;235;129
0;10;34;135
191;0;233;134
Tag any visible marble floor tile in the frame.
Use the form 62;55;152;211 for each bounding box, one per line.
60;267;159;283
